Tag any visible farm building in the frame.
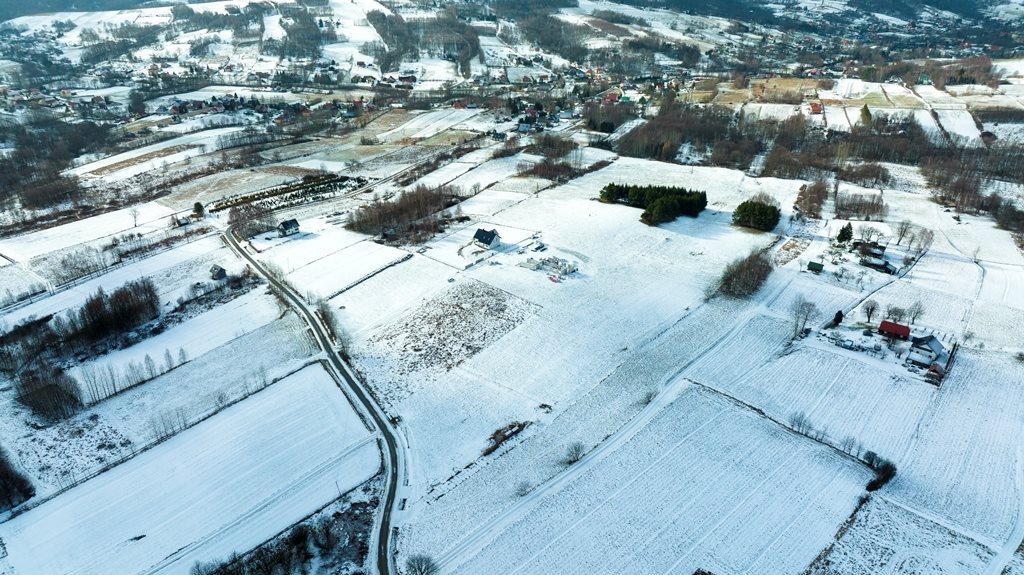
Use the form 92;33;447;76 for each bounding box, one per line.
807;261;824;273
278;219;300;237
878;320;911;340
473;228;501;249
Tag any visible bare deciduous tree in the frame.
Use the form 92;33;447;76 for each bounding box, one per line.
895;220;913;245
790;295;820;339
405;554;440;575
130;207;140;227
863;300;880;323
907;300;925;324
915;228;935;254
885;304;907;323
563;441;586;465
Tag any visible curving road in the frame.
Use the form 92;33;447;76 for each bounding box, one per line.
223;227;403;575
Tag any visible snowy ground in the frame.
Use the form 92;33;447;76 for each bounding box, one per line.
446;385;870;574
0;363;378;575
0;202;176;263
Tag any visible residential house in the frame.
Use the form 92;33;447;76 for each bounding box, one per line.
473;228;501;249
278;219;300;237
907;335;946;367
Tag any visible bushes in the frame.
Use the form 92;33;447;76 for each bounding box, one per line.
716;250;773;298
15;367;83;420
0;445;35;511
795;179;829;219
346;185;456;242
58;279;160;344
865;456;897;491
732;194;780;231
599;183;707;225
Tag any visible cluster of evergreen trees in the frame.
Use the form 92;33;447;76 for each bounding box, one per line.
732;194;781;231
599;184;707;225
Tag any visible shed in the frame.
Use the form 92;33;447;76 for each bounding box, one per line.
278;219;300;237
210;264;227;280
878;320;911;340
807;261;824;273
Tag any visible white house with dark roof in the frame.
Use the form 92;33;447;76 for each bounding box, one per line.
907;334;946;367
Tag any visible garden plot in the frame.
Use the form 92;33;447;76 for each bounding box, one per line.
446;386;871;575
824;105;852;131
809;496;994;574
984;122;1024;143
901;250;982;300
71;290;282;403
4;314;315;495
0;363;378;575
886;350;1024;544
743;102;800;122
364;280;537;379
867;280;972;335
0;202;175;262
936;109;983;146
2;236;226;327
286;240;410;300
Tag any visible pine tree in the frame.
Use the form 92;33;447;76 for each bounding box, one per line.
837;222;854;243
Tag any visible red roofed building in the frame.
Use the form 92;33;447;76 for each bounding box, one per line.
878;320;910;340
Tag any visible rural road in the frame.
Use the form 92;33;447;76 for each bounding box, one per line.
223;226;403;575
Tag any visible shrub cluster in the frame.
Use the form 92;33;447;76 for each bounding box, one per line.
346;185;457;242
795;180;829;219
732;196;781;231
0;446;35;512
56;279;160;344
599;183;707;225
716;250;773;298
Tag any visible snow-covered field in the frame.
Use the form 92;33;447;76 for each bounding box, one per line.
71;290;282;402
935;109;982;146
68;127;245;182
377;109;483;142
0;363;378;575
446;386;871;574
0;202;176;263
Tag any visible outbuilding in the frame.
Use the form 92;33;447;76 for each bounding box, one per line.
878;320;911;340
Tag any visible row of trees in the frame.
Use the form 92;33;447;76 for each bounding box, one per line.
599;183;708;225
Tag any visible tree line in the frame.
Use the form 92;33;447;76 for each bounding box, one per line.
346;185;461;242
599;183;707;225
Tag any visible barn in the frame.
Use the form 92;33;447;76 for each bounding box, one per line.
878;320;911;340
